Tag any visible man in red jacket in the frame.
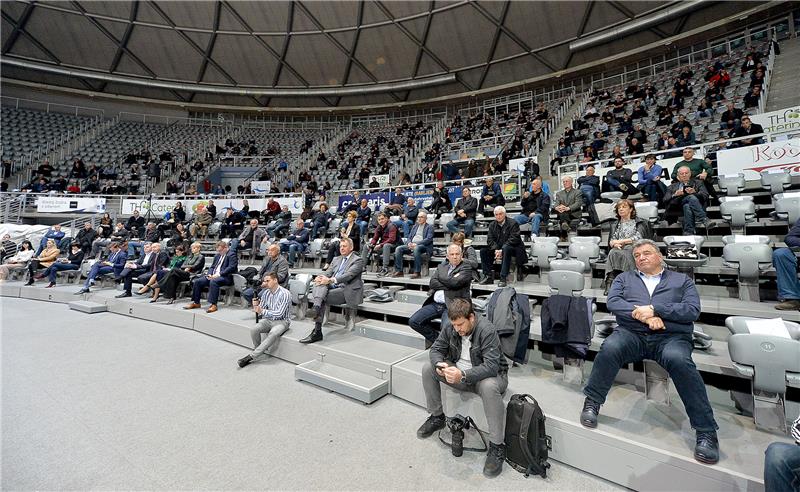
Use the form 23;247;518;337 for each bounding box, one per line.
365;213;398;276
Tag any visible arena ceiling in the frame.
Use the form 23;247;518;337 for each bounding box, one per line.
0;1;769;109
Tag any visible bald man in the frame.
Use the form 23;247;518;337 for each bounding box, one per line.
243;243;289;304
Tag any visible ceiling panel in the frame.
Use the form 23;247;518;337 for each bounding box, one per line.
353;25;418;82
383;1;431;20
126;27;204;81
210;34;280;86
1;1;29;22
301;2;359;29
23;9;118;69
96;19;130;40
505;2;583;52
583;2;628;34
155;1;217;28
222;2;290;32
284;34;351;86
1;17;15;48
75;1;133;20
114;52;154;77
425;6;495;70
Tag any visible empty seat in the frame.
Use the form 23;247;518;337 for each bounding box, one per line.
719;196;756;233
774;192;800;225
289;273;313;319
568;237;600;273
721;235;774;301
547;265;585;296
760;169;791;195
718;173;746;197
633;201;659;225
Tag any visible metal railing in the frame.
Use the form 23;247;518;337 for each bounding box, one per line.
0;95;104;117
0;193;25;224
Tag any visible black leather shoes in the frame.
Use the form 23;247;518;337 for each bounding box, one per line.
299;328;323;344
483;442;505;478
497;278;508;288
694;431;719;464
478;275;494;285
116;291;132;298
416;414;446;438
580;398;601;428
237;355;254;368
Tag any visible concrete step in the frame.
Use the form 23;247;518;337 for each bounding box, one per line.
356;320;426;349
295;359;389;404
68;300;107;314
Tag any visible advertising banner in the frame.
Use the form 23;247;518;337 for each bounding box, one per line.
121;195;305;217
36;196;107;213
717;138;800;180
749;106;800;135
250;181;272;194
369;174;391;188
337;192;390;211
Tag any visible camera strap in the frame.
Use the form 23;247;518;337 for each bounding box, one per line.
437;416;488;453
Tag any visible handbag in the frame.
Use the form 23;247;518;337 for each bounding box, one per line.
666;241;698;259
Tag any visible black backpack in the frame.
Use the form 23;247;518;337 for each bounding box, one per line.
504;394;551;478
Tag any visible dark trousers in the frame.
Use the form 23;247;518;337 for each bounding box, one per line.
158;269;191;299
764;442;800;492
409;302;446;343
583;328;718;432
43;262;78;283
122;267;149;293
480;245;526;280
479;195;505;213
191;275;233;305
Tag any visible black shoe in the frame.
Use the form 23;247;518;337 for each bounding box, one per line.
516;270;525;282
478;275;494;285
483;442;505;478
116;291;132;298
603;272;615;295
24;280;34;286
237;355;254;368
497;279;508;288
416;414;446;438
451;428;464;457
299;328;323;344
580;398;601;428
694;431;719;464
74;288;89;295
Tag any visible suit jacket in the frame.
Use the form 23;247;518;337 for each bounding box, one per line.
323;253;364;308
207;250;239;280
105;250;128;276
553;188;583;220
406;223;433;252
425;261;472;305
258;254;290;288
487;219;524;253
237;225;267;255
454;196;478;220
664;178;709;205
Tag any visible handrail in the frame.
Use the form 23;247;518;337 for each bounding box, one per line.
0;94;104;117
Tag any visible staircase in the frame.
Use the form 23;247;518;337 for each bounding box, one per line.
765;37;800;112
537;93;589;181
0;194;26;224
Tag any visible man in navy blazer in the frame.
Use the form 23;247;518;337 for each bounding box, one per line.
184;240;238;313
75;242;127;294
391;211;433;279
580;239;719;465
118;242;169;298
36;224;65;256
280;219;310;268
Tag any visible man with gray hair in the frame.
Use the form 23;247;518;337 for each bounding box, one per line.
118;242;168;298
553;176;583;240
580;239;719;464
664;165;711;234
479;206;526;287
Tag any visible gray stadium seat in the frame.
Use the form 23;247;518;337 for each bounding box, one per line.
289;273;312;319
718;173;746;197
721;235;774;301
774;192;800;225
529;236;560;282
633;201;659;225
663;235;708;279
719;196;756;233
568;237;601;274
727;319;800;432
760;169;791;195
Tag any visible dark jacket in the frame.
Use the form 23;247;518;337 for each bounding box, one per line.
287;227;310;245
487;219;523;252
181;253;206;274
786;221;800;249
454;196;478;220
206;250;239;280
607;269;701;335
425;261;472;305
126;216;145;233
404;204;419;223
430;188;452;210
257;254;290;288
66;249;85;266
356;205;372;223
430;316;508;385
105;249;129;276
520;190;551;218
482;182;503;201
75;228;98;250
541;295;594;358
608;217;653;246
275;210;293;223
371;222;398;247
577;175;600;192
406;223;433;252
664;178;709;205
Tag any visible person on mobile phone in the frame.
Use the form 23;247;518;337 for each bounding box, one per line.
237;272;291;368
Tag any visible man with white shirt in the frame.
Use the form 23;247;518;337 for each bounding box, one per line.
409;244;473;345
580;239;719;464
184;241;238;313
299;238;364;344
237;272;292;368
417;299;509;478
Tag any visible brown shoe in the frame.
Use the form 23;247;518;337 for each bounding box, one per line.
775;299;800;310
183;302;201;310
409;273;421;279
391;271;404;278
206;304;218;313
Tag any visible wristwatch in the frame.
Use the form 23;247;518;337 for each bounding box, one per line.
459;371;467;384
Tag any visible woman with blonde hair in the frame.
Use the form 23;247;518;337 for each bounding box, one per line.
25;239;60;285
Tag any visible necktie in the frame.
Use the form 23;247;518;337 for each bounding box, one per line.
335;256;348;279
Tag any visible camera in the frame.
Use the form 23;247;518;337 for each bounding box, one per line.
447;414;469;457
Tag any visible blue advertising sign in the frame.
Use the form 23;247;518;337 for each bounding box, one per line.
338;192;390;211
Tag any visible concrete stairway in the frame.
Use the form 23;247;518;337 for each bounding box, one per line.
537;95;586;181
766;37;800;112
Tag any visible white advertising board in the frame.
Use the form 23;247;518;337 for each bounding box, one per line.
250;181;272;194
36;196;107;213
370;174;391;188
749;106;800;135
717;138;800;180
121;195;304;217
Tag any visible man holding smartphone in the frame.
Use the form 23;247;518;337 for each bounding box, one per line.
416;299;509;478
237;272;292;368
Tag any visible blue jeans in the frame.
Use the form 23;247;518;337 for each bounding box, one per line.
280;241;306;266
356;220;368;237
514;213;544;235
401;220;414;238
638;182;663;202
409;302;446;343
242;286;259;305
128;241;144;257
311;222;326;239
764;442;800;492
580;185;597;206
681;194;707;234
84;264;114;288
773;248;800;301
584;328;718;432
43;262;78;283
394;244;429;273
446;218;475;238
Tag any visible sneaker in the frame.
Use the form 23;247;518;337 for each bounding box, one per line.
237;355;254;368
497;279;508;288
694;431;719;464
377;269;389;277
416;414;446;438
580;398;601;428
483;442;505;477
775;299;800;310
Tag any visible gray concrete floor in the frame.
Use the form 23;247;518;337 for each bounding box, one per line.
1;297;622;491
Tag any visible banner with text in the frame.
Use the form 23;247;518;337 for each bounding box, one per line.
337;192;390;211
121;195;304;217
370;174;391;188
749;106;800;135
717;138;800;180
250;181;272;194
36;196;107;213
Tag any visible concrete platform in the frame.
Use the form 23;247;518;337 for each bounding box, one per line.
19;284;84;304
295;359;390;404
0;283;21;298
68;300;107;314
87;290;196;330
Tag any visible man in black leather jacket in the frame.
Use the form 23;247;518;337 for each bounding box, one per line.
479;206;527;287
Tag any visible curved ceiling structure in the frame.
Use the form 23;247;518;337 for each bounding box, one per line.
0;0;767;108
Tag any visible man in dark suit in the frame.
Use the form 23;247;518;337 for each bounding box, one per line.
479;206;527;287
280;219;310;268
446;187;478;238
242;244;289;304
184;241;238;313
118;242;169;298
299;238;364;344
478;177;505;216
125;210;145;237
75;242;128;294
409;243;473;345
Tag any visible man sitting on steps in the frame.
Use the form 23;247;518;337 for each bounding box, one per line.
237;272;292;368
